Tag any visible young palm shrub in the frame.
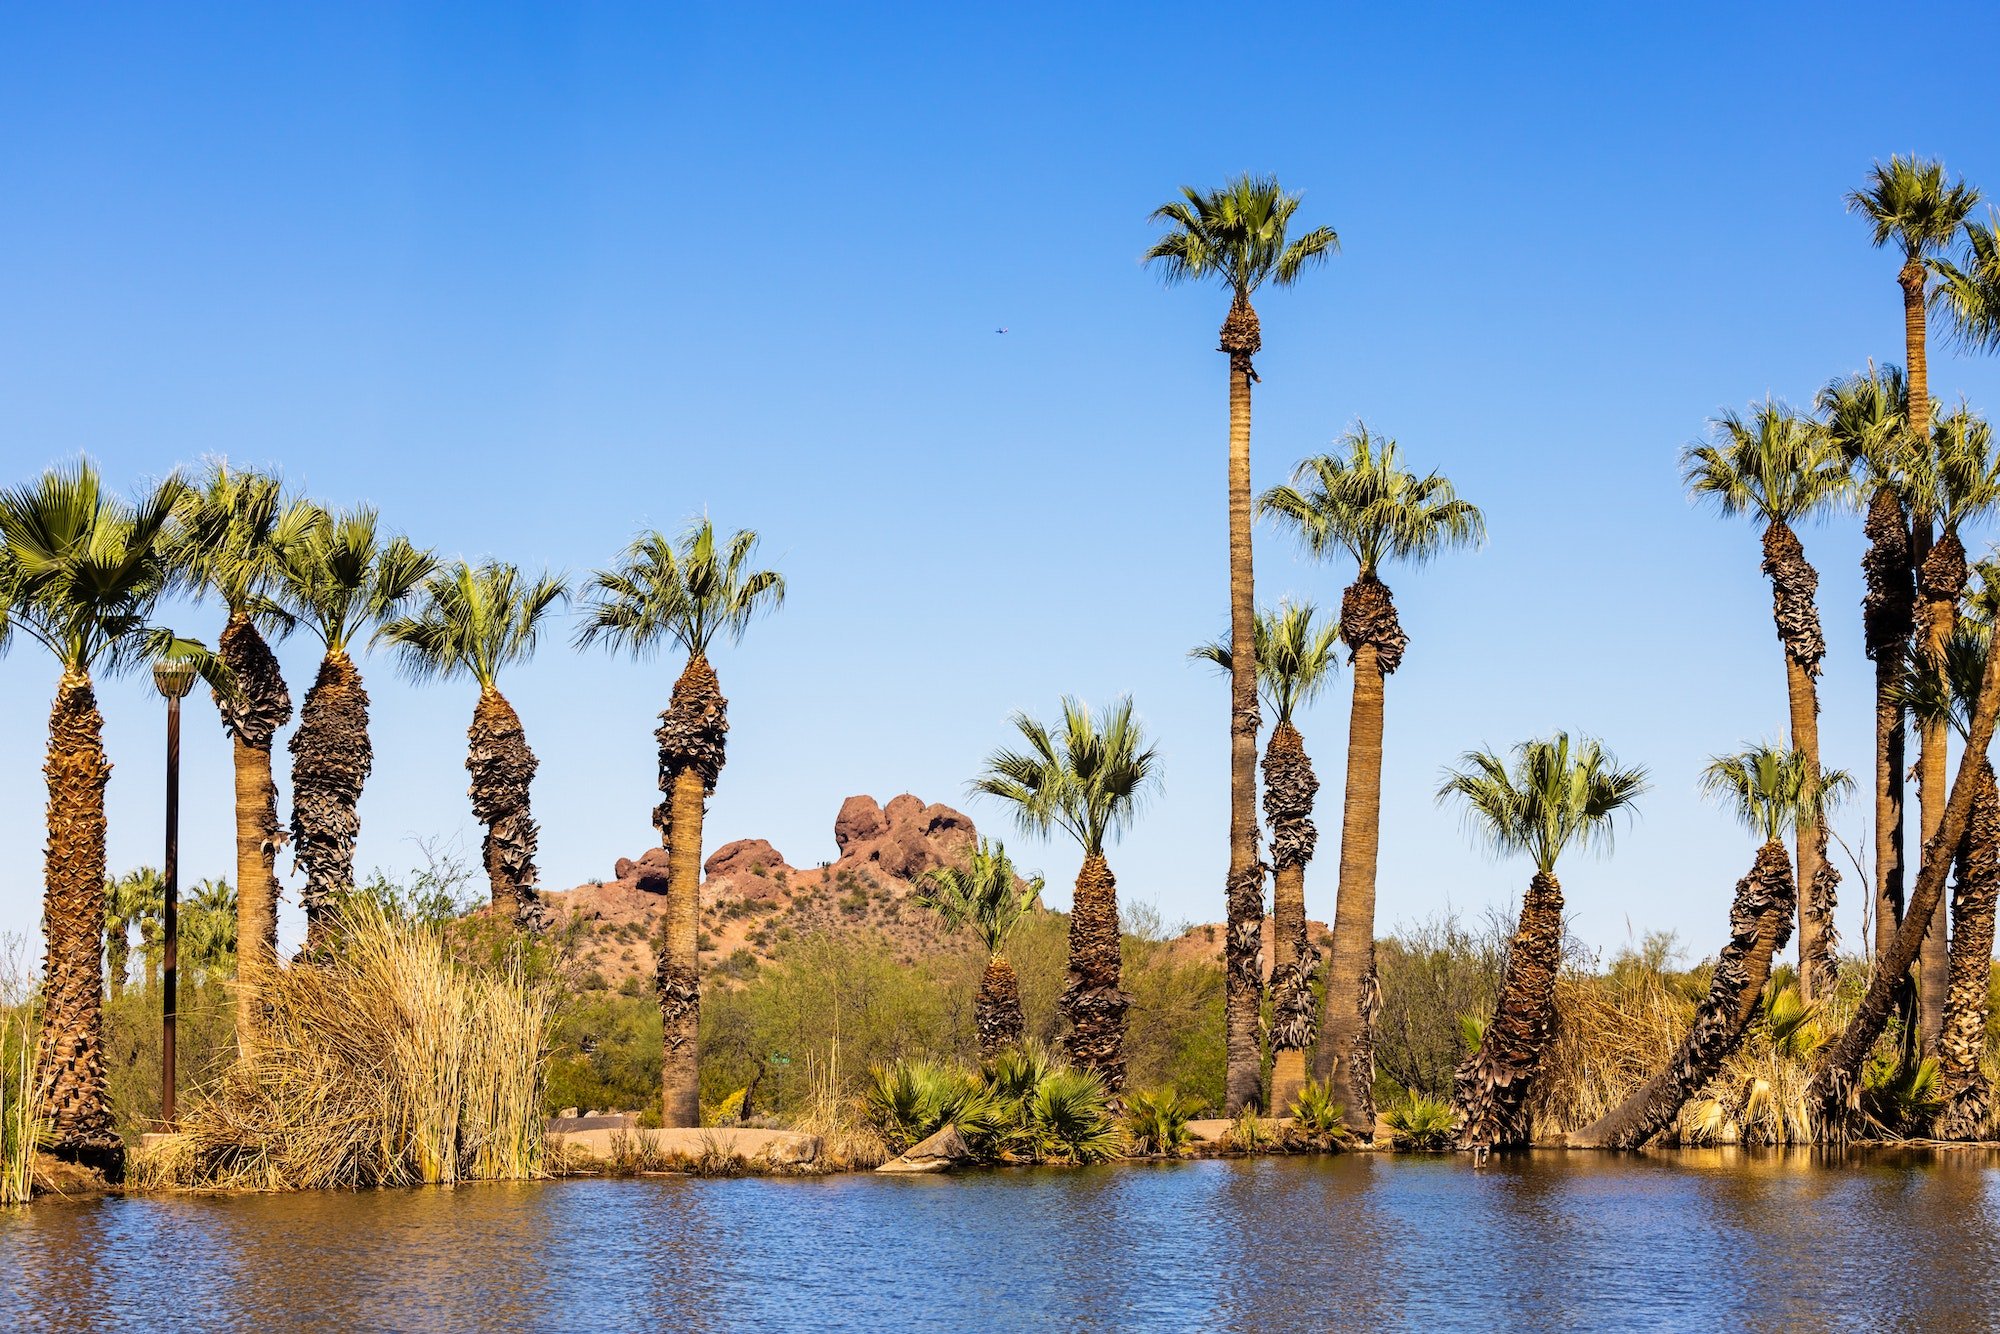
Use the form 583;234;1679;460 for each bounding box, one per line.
915;840;1045;1057
864;1059;1007;1156
1383;1093;1456;1151
1123;1088;1198;1156
1442;733;1648;1149
1146;176;1337;1115
277;506;435;949
378;560;567;930
973;697;1160;1092
104;867;163;1001
1024;1068;1122;1164
1286;1077;1354;1152
1194;601;1340;1113
1262;429;1485;1133
576;521;784;1129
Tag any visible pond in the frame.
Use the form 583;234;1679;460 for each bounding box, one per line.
5;1149;1998;1329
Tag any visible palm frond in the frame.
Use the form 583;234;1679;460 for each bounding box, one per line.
971;697;1159;856
1260;425;1485;577
1437;732;1648;874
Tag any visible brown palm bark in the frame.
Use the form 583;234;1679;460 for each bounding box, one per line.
1263;719;1320;1113
36;673;123;1176
1568;842;1796;1149
216;612;289;1051
1936;759;1998;1139
655;653;727;1128
1863;486;1915;960
289;650;370;951
1763;520;1832;998
1314;576;1407;1134
1218;294;1266;1114
975;955;1025;1059
1454;870;1563;1150
1916;532;1968;1047
466;685;544;929
105;924;128;1002
1064;850;1129;1090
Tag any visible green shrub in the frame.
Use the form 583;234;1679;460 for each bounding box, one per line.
1023;1068;1122;1164
1384;1093;1457;1151
1123;1088;1197;1156
1286;1077;1353;1151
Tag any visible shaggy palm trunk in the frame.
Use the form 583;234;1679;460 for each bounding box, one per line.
1569;842;1797;1149
217;612;290;1051
1264;720;1320;1114
1454;870;1563;1150
655;654;727;1129
976;955;1026;1059
36;673;122;1175
1220;294;1266;1115
290;650;371;951
1064;850;1129;1091
1863;486;1915;960
1763;520;1831;998
1315;576;1407;1135
466;685;544;929
1936;759;1999;1139
1916;532;1967;1048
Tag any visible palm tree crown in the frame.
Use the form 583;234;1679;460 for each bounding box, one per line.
1924;405;2000;532
1438;733;1649;876
973;697;1160;857
1260;426;1486;579
575;520;785;660
1143;175;1338;301
1700;744;1854;846
1846;156;1980;263
377;560;568;689
1682;402;1851;524
916;839;1044;956
1192;601;1340;726
1818;365;1913;490
278;505;436;654
173;462;314;626
1933;209;2000;353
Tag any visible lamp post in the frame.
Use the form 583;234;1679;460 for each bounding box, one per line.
152;657;197;1127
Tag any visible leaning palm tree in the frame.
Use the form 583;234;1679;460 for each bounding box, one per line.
276;505;435;949
1572;746;1849;1148
1682;401;1851;999
104;867;164;1000
377;560;567;929
916;840;1045;1058
1441;733;1648;1150
575;520;784;1129
0;461;193;1173
1261;427;1484;1131
1194;601;1339;1112
973;697;1159;1091
1145;175;1337;1113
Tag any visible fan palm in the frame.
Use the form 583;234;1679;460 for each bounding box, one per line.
973;697;1159;1090
1261;426;1484;1131
1933;208;2000;355
1194;601;1339;1111
180;878;240;984
1682;401;1851;998
575;519;785;1128
1146;174;1337;1114
103;867;164;1000
378;560;567;929
916;840;1045;1057
277;505;435;949
1440;733;1648;1149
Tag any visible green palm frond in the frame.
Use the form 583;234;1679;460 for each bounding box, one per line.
971;696;1160;856
1190;600;1340;724
1933;209;2000;353
1817;364;1916;496
1894;621;1994;740
1699;743;1853;845
1929;405;2000;531
277;504;437;654
915;839;1043;956
1260;425;1485;579
1437;732;1649;875
173;461;314;633
1846;155;1980;261
1144;174;1337;299
1682;401;1851;525
375;559;569;689
575;518;785;661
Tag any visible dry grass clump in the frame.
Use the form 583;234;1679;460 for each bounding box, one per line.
1530;967;1691;1133
789;1043;888;1170
1;1014;39;1204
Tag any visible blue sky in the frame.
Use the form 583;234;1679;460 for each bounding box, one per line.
4;2;2000;966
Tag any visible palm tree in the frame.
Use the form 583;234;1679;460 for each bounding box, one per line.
1682;401;1850;998
973;697;1159;1091
1934;207;2000;354
180;878;240;985
916;839;1045;1057
175;463;315;1043
103;867;164;1000
1572;746;1849;1148
277;505;435;949
1145;175;1337;1113
378;560;567;929
1261;427;1485;1131
1441;733;1648;1149
575;520;784;1128
1194;601;1340;1111
0;461;191;1174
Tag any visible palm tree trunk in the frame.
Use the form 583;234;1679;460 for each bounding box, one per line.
1264;719;1320;1113
976;955;1025;1059
37;672;122;1175
655;653;728;1129
1762;520;1830;997
1936;758;1998;1138
1917;532;1967;1047
466;685;544;929
216;612;289;1052
1569;841;1796;1148
290;650;371;951
1454;870;1563;1150
106;927;127;1002
1863;485;1914;960
1220;294;1265;1114
1064;850;1129;1090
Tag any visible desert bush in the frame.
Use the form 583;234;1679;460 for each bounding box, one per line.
1123;1088;1197;1156
1383;1093;1456;1150
1286;1077;1353;1151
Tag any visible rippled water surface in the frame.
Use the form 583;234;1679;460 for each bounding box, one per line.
6;1149;2000;1329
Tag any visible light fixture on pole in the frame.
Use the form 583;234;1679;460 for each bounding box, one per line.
151;656;197;1128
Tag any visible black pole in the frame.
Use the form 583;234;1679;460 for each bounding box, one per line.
162;692;180;1128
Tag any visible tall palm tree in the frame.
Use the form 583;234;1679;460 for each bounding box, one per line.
103;867;163;1000
1194;601;1340;1112
277;505;435;950
175;463;315;1044
1573;746;1848;1148
180;878;240;986
1441;733;1648;1150
1145;175;1337;1113
378;560;567;929
973;697;1159;1091
1261;427;1485;1131
0;461;192;1174
916;839;1045;1058
575;521;784;1128
1682;401;1851;998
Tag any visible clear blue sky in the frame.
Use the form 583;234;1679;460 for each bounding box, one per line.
5;2;2000;967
